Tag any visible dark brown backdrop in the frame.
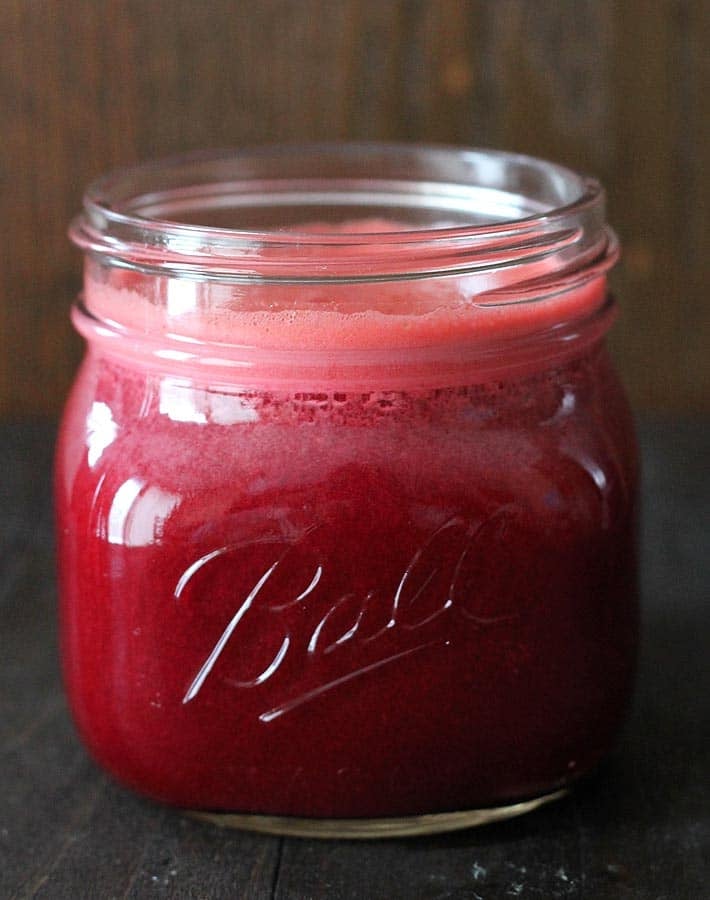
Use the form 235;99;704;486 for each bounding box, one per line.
1;0;708;418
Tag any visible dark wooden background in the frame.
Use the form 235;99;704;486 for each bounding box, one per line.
1;0;708;419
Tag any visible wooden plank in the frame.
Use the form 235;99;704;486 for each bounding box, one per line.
273;800;588;899
0;1;708;417
608;0;703;412
0;421;709;895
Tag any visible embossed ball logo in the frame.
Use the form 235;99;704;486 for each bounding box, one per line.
175;507;526;722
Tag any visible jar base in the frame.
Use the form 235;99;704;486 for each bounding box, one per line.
186;788;567;839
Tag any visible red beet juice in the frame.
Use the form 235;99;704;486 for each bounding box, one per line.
57;330;637;819
58;147;638;831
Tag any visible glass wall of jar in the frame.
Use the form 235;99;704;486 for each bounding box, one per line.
57;145;638;838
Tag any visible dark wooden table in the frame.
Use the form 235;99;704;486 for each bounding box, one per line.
1;420;707;899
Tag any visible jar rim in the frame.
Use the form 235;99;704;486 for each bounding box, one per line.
70;143;615;286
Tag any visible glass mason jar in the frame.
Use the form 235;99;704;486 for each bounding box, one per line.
57;145;638;838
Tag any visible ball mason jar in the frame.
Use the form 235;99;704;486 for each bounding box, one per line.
57;145;638;838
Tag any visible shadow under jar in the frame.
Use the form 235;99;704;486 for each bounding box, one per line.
57;144;639;838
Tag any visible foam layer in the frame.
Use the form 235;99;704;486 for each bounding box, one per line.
78;218;611;390
86;275;605;348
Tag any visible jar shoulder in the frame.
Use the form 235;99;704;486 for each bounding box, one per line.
56;346;638;518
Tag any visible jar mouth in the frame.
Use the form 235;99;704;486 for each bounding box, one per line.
70;143;615;287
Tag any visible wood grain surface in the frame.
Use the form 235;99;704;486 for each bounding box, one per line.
1;0;708;418
1;420;708;898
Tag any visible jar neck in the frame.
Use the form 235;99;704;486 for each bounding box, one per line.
70;144;618;390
